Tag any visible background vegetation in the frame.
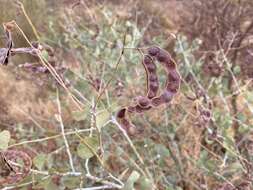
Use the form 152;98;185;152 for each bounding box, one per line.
0;0;252;189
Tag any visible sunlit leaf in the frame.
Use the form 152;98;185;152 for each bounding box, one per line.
96;110;110;130
0;130;11;150
77;136;99;159
62;176;80;189
123;170;140;190
33;153;47;170
72;107;88;122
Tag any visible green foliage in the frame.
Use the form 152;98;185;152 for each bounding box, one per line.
33;153;47;170
0;130;11;150
123;170;140;190
77;136;99;159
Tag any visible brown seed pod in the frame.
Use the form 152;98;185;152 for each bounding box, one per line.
134;96;152;108
116;46;181;134
142;55;159;99
148;46;181;107
116;108;136;135
0;150;32;185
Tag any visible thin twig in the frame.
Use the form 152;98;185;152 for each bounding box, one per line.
8;128;94;148
56;89;76;172
16;1;40;41
74;185;116;190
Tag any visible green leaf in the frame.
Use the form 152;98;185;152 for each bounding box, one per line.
96;110;110;130
155;144;170;158
72;108;88;122
62;176;80;189
33;177;57;190
0;130;11;150
137;176;152;190
77;137;99;159
33;154;47;170
123;170;140;190
233;65;241;75
41;49;49;60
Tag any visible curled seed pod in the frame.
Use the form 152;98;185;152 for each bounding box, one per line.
148;46;181;107
0;150;32;185
116;46;181;134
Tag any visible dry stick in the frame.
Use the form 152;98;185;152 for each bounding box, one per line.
30;169;82;177
1;176;50;190
17;1;40;41
8;128;94;148
74;185;116;190
56;89;76;173
85;174;122;189
13;21;84;110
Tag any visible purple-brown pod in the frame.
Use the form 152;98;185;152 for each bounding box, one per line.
156;50;171;63
116;112;136;135
134;96;151;108
142;55;159;99
116;45;180;134
163;59;176;70
116;108;127;119
147;46;160;57
151;91;174;107
127;104;152;114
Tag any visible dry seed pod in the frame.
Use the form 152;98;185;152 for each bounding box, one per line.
142;55;159;99
151;90;174;107
116;46;181;134
133;96;152;108
148;46;181;107
0;150;32;185
116;108;136;135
